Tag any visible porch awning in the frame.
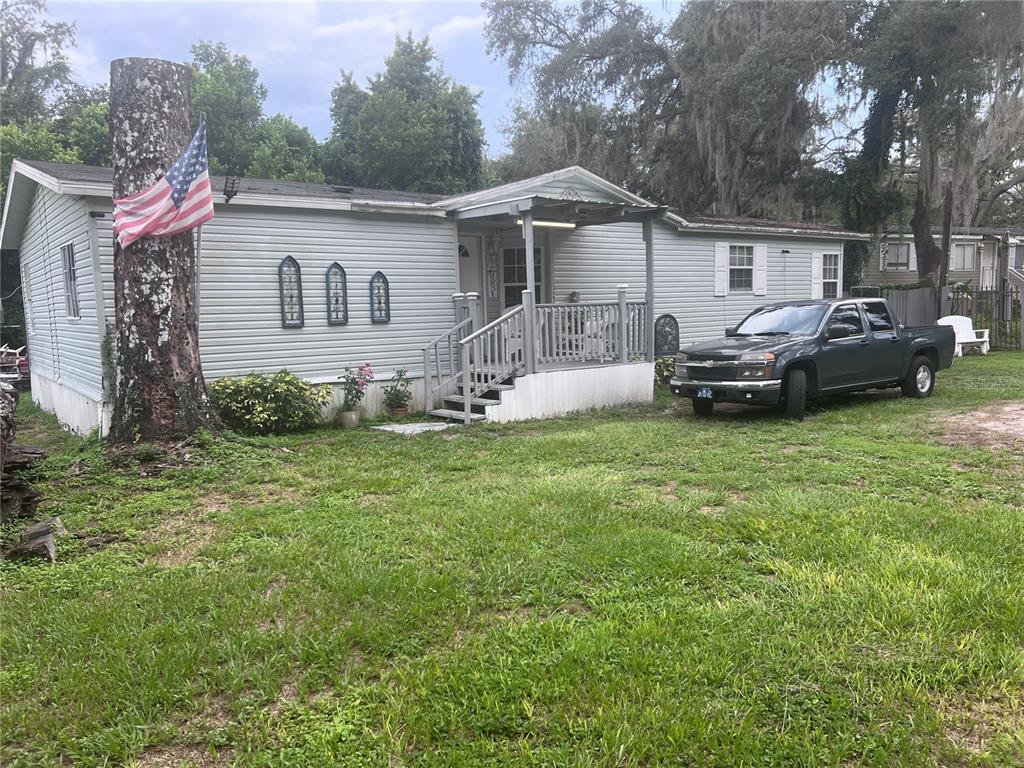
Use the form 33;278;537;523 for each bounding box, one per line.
450;195;666;227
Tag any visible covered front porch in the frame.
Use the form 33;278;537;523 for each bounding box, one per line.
424;195;664;424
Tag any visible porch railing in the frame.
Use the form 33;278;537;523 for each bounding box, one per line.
423;315;475;412
536;288;647;366
625;300;647;358
458;305;527;423
424;287;652;424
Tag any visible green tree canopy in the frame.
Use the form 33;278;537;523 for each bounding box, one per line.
0;0;75;126
323;35;486;193
190;41;267;175
53;85;111;167
248;114;324;183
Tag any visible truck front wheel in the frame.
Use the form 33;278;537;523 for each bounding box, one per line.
691;398;714;417
902;355;935;398
783;368;807;421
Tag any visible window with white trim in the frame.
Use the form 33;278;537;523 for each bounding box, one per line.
502;247;542;308
950;243;975;272
728;244;754;291
888;243;911;270
822;253;840;299
61;243;80;318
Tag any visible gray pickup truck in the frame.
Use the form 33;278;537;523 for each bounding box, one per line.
670;298;956;420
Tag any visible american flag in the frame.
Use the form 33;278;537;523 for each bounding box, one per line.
113;118;215;248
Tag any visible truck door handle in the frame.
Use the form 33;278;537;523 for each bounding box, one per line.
889;337;900;343
858;339;869;346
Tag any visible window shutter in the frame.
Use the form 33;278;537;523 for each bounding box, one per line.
908;245;918;274
753;243;768;296
714;242;729;297
811;252;824;299
879;243;887;272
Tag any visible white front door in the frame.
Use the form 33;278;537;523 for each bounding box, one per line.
458;236;484;297
980;243;997;290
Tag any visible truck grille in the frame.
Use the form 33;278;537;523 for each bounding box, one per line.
686;366;737;381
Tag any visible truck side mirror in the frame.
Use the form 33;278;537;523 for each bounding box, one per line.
826;324;850;341
725;326;737;337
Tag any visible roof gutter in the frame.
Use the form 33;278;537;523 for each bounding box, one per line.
678;221;870;241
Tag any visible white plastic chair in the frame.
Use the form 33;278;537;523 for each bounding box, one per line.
937;315;990;357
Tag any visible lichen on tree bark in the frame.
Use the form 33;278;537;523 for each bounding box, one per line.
108;57;218;442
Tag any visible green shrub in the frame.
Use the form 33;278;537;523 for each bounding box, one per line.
209;371;331;435
655;356;676;384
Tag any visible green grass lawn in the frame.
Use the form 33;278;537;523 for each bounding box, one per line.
2;354;1022;767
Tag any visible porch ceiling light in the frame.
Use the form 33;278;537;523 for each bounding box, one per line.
515;218;576;230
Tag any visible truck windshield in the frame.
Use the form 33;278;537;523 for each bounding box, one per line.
734;304;828;337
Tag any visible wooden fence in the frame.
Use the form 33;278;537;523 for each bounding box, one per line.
849;285;939;327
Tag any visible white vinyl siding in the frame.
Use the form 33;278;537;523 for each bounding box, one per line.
97;204;460;382
18;186;103;398
548;222;848;345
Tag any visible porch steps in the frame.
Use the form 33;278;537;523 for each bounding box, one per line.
444;394;500;407
426;408;487;422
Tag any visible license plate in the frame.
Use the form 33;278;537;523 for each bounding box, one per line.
696;386;713;399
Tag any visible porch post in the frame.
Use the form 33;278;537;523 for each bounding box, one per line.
522;210;536;296
521;289;537;374
466;291;481;331
522;211;537;374
452;291;466;322
643;213;656;362
617;284;629;363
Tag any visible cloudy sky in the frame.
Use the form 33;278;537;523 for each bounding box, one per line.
50;0;678;157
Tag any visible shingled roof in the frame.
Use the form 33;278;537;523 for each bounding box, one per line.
19;160;445;205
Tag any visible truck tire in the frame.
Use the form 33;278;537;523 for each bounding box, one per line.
902;355;935;398
691;398;714;417
783;368;807;421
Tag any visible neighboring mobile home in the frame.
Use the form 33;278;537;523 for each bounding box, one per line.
862;226;1024;289
1;160;865;433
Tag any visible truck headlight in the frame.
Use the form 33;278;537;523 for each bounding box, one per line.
676;352;689;363
738;352;775;379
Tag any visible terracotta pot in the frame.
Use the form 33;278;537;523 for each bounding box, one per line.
340;410;360;429
389;405;410;419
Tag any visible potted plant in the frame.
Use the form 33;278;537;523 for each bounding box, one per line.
339;363;374;428
382;368;413;418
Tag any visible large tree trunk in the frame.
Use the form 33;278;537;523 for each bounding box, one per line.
108;58;218;442
910;185;944;282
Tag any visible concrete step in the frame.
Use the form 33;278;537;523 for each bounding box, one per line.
427;408;486;422
444;394;500;407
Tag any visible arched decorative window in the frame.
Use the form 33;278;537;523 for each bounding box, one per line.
369;271;390;323
326;262;348;325
278;256;304;328
561;186;582;201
